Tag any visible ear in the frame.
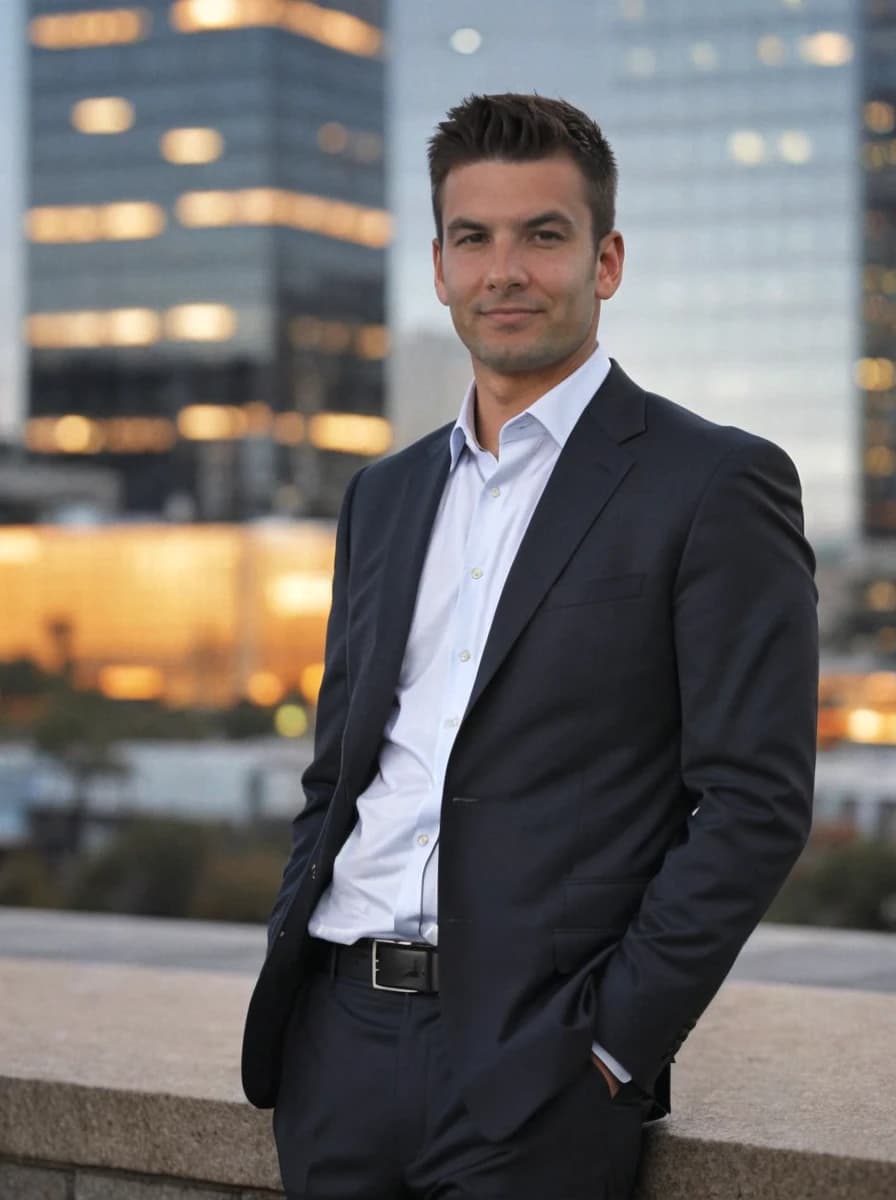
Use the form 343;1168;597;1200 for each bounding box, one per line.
596;231;625;301
433;237;449;306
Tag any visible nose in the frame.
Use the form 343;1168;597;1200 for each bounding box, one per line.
484;238;528;292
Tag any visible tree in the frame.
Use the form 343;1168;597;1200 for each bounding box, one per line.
31;684;130;857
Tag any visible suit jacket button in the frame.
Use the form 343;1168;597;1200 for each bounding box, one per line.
311;863;317;879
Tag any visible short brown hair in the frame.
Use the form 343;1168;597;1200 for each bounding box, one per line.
427;93;618;247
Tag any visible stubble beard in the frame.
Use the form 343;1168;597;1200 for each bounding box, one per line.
461;319;590;376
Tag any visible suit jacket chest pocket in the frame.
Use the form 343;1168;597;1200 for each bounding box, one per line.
540;572;644;612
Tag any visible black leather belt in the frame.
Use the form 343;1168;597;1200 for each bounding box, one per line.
312;936;440;994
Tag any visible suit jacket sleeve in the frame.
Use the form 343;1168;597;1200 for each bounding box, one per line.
590;437;818;1091
265;466;364;949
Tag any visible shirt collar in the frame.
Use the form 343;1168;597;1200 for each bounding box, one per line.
449;344;612;471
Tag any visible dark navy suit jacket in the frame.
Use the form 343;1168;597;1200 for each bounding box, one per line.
241;361;818;1140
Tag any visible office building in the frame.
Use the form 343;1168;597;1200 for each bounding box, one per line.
25;0;389;518
390;0;858;546
860;0;896;538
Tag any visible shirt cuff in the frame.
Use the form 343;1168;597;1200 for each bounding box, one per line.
590;1039;632;1084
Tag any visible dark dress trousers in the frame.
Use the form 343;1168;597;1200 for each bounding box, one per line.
242;361;818;1146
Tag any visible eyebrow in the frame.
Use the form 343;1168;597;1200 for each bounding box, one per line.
445;210;576;236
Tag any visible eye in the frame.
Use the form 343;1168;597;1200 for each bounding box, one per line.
533;229;563;243
455;232;486;246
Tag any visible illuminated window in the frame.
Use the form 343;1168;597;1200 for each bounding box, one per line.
174;190;235;226
308;412;392;456
777;131;812;165
243;402;272;434
865;102;896;135
866;446;896;476
30;8;149;49
27;201;165;243
28;307;154;350
165;303;237;341
103;201;166;240
177;405;247;439
266;572;334;616
449;28;482;55
318;122;349;154
71;97;135;134
176;187;392;247
799;31;853;67
868;582;896;611
274;413;306;444
171;0;383;57
727;130;766;166
102;418;177;452
281;1;382;56
105;308;162;346
55;415;104;454
356;325;389;360
856;358;896;391
160;127;224;164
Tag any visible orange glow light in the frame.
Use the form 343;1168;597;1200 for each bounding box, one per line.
160;127;224;164
246;670;285;706
71;97;135;134
175;187;392;247
171;0;382;57
30;8;149;49
308;412;392;456
98;664;165;700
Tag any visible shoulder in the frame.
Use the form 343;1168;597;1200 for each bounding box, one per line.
642;389;800;485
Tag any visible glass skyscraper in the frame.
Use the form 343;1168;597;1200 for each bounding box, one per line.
860;0;896;539
390;0;858;547
25;0;388;519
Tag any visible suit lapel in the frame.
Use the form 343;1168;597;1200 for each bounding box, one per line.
351;432;451;778
463;361;646;722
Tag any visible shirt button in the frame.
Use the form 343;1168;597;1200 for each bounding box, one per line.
459;650;471;662
471;567;483;579
417;833;430;847
490;487;501;498
444;716;459;728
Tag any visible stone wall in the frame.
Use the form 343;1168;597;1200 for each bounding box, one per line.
1;954;894;1199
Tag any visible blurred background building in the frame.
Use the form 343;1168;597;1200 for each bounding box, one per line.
390;0;858;550
0;1;895;921
24;0;389;521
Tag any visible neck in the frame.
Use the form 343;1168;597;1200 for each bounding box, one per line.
472;339;598;456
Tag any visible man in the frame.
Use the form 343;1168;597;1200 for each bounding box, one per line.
242;94;818;1199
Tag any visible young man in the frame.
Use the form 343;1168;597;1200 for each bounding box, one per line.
242;94;818;1200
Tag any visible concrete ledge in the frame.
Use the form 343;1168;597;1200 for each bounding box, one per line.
1;956;894;1197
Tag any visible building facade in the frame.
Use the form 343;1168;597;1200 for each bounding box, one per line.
390;0;859;547
860;0;896;539
26;0;388;519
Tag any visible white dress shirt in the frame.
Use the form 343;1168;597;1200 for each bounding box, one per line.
308;343;630;1082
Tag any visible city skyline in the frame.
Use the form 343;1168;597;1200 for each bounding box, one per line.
0;0;867;545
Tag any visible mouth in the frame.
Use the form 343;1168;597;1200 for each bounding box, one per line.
478;307;541;324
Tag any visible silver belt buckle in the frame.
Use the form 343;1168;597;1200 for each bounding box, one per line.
371;938;417;993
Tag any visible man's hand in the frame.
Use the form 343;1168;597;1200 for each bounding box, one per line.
590;1052;621;1099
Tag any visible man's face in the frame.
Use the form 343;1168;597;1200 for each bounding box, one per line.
432;154;621;377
